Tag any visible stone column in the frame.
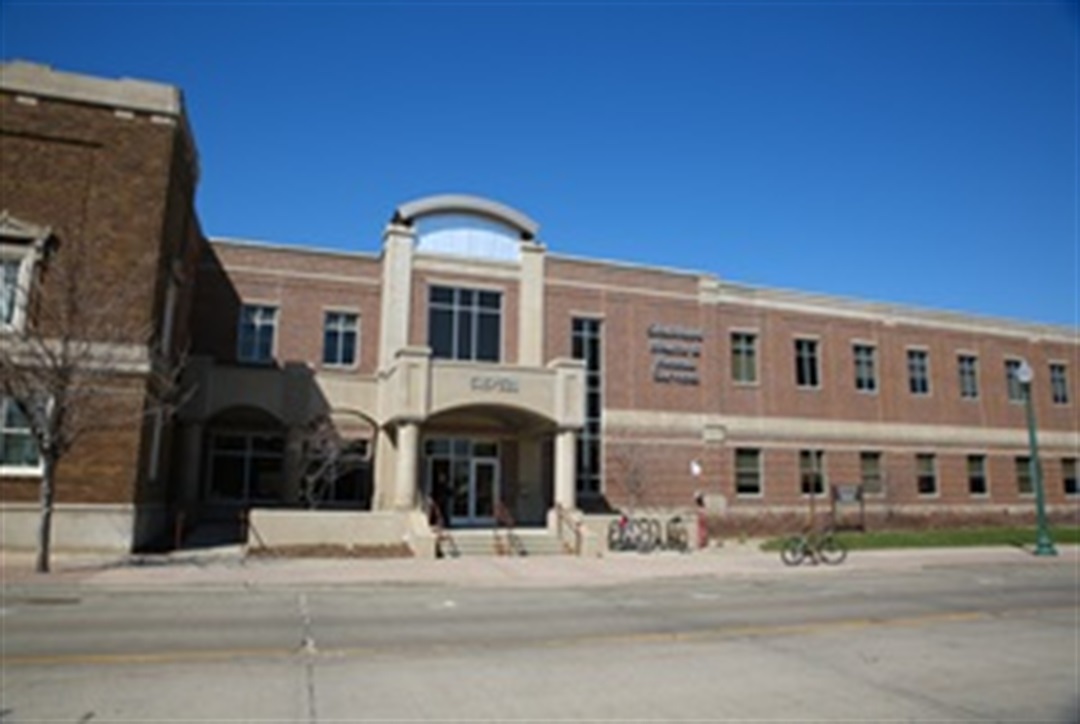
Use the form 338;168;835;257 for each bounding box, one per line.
378;223;416;370
518;240;545;367
553;427;578;511
393;421;420;510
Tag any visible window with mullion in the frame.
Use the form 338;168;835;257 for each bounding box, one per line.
916;453;937;496
735;448;762;497
795;338;820;389
854;344;877;393
572;317;603;495
0;396;40;469
967;455;987;496
1050;363;1069;405
731;332;758;384
238;304;278;364
322;311;359;367
908;349;930;396
0;257;20;327
958;355;979;399
428;286;502;362
799;449;825;496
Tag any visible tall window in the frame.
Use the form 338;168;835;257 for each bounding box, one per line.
1;396;40;472
323;311;359;367
795;338;820;388
907;349;930;395
916;453;937;496
735;448;762;497
799;449;825;496
0;257;20;328
967;455;987;496
1005;359;1024;403
238;304;278;364
860;451;884;495
1015;456;1033;496
572;318;602;496
429;286;501;362
853;344;877;393
958;354;979;400
731;332;758;384
1063;458;1078;496
1050;363;1069;405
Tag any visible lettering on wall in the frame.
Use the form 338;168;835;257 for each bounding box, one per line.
470;376;520;393
648;323;703;385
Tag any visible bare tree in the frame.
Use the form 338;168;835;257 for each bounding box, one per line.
0;230;184;573
298;412;372;508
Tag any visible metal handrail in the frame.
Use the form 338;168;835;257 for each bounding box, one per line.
423;495;458;558
494;500;521;556
555;503;583;556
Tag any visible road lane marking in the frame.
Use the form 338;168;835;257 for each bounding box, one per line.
4;604;1073;668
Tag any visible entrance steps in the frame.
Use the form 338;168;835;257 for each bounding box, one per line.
437;528;569;557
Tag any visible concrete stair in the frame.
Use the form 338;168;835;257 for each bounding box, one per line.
437;528;569;557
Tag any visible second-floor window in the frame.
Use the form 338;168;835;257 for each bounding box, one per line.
0;257;21;328
1005;359;1025;403
731;332;758;384
958;354;979;399
795;338;820;388
323;311;359;367
1050;363;1069;405
907;349;930;395
238;304;278;364
853;344;877;393
429;286;501;362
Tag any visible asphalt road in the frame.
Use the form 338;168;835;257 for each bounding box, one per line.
2;561;1078;722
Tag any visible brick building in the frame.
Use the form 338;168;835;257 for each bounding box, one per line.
2;62;1077;555
1;62;201;551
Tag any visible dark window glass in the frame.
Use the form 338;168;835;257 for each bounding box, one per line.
430;308;454;359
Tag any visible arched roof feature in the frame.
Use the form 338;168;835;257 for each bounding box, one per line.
394;194;540;240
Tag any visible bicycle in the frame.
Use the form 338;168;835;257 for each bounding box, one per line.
780;528;848;566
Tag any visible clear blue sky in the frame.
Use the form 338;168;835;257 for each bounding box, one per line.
2;1;1077;327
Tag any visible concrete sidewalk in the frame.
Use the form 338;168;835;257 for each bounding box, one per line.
2;543;1076;590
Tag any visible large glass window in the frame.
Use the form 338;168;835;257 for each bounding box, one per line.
735;448;762;497
572;317;602;496
1;396;40;471
853;344;877;393
428;286;501;362
731;332;758;384
908;349;931;395
958;354;979;400
238;304;278;364
207;432;286;502
795;338;820;389
323;311;359;367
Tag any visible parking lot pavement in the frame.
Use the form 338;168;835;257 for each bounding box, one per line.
2;542;1076;591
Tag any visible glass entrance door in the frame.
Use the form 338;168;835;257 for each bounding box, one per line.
424;438;500;527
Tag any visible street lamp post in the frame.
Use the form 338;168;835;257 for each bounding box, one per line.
1016;360;1057;557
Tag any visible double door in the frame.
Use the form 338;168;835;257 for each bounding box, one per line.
425;439;499;526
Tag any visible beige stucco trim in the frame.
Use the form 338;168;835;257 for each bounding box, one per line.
605;409;1080;451
413;254;521;280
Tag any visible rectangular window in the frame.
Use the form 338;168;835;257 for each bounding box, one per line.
428;286;501;362
860;451;884;495
322;311;359;367
907;349;930;395
0;257;20;327
1015;456;1034;496
958;354;979;400
967;455;987;496
1005;359;1024;403
731;332;758;384
916;453;937;496
572;318;603;496
238;304;278;364
795;338;820;388
799;449;825;496
1063;458;1078;496
1050;363;1069;405
853;344;877;393
0;396;41;471
735;448;762;497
